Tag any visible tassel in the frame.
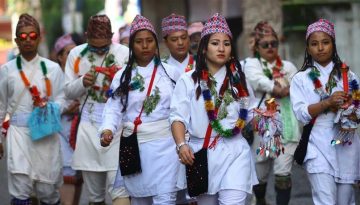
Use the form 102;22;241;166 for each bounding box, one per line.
40;61;47;75
74;57;81;74
16;56;22;70
45;77;52;97
80;46;88;56
69;114;80;150
19;71;30;87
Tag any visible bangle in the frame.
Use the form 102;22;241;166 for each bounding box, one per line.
101;129;112;136
176;142;187;153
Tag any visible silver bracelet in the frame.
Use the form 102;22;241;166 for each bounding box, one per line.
176;142;187;153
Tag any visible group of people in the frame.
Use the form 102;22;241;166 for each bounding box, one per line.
0;9;359;205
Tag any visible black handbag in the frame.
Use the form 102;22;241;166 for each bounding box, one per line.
294;118;316;165
119;132;142;176
118;64;158;176
186;148;209;197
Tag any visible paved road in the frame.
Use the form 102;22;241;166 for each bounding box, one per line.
1;151;359;205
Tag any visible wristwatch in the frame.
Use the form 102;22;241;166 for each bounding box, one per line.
176;142;187;153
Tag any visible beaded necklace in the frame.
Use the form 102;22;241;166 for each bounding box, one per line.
201;69;249;138
16;56;51;107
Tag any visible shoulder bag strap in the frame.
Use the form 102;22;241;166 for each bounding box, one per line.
133;64;158;133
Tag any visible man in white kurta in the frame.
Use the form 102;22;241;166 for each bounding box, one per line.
244;21;300;205
161;13;194;82
64;15;129;205
0;13;65;205
161;13;197;205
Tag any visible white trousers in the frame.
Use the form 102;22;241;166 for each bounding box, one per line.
8;173;60;204
307;173;355;205
130;191;177;205
82;170;128;202
196;189;247;205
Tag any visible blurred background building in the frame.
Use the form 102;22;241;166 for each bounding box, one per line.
0;0;360;204
0;0;359;71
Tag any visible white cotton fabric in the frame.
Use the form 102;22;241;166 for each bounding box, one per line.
169;67;258;195
100;59;180;197
122;119;172;143
0;55;65;184
290;61;360;183
166;53;191;81
64;43;129;172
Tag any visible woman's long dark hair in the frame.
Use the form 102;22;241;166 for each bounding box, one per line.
191;34;248;100
114;30;174;112
300;37;342;80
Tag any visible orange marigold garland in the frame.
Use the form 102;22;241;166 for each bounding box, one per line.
16;56;51;107
74;46;89;75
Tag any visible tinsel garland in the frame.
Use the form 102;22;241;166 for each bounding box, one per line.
201;69;248;138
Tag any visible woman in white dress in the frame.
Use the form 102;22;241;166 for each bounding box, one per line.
99;15;180;205
290;18;360;205
170;13;258;205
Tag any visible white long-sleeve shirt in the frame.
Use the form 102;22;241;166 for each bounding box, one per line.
0;54;65;183
100;60;176;135
64;43;129;171
290;61;360;183
169;66;256;138
64;43;129;103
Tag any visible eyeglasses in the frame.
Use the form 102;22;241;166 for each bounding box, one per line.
258;40;279;49
88;44;110;53
18;32;38;41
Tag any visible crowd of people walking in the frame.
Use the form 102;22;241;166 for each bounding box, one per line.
0;10;359;205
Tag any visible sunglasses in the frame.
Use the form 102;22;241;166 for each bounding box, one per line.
258;40;279;49
88;44;110;53
18;32;38;41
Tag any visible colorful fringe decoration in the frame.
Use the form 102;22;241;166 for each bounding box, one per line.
322;62;360;146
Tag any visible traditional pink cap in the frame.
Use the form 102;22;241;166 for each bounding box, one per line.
161;13;187;37
130;15;156;37
54;34;75;54
188;22;204;36
16;13;40;35
87;15;113;39
252;21;277;41
201;13;232;39
306;19;335;40
120;25;131;40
